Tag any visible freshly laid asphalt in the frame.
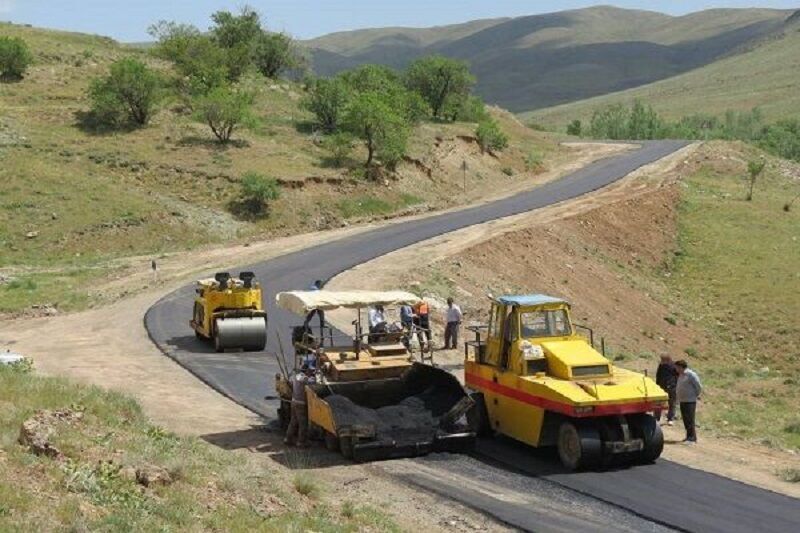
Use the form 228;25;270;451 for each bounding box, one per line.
145;140;800;532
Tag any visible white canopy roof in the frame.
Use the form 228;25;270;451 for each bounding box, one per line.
276;290;421;315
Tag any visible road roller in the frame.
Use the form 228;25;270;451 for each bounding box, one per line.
190;272;267;352
465;294;667;470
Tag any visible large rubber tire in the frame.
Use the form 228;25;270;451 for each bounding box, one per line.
466;392;492;437
632;414;664;464
324;432;339;452
339;436;355;460
557;421;602;471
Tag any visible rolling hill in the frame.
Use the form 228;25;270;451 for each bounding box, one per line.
526;14;800;128
305;6;794;113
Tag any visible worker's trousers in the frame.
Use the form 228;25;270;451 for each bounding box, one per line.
444;321;460;350
285;401;309;445
655;388;676;421
680;401;697;441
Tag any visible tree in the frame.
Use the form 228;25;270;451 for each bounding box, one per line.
210;6;263;80
302;77;350;133
566;119;582;136
148;21;228;97
321;132;355;167
589;104;629;140
343;91;409;169
628;100;663;139
194;86;256;143
0;36;33;80
89;58;161;127
746;158;766;201
475;118;508;153
239;171;280;216
405;56;475;119
252;32;302;79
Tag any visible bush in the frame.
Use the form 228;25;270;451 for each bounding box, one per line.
0;36;33;80
239;172;280;216
566;119;582;136
475;119;508;153
252;32;302;79
194;86;256;143
88;58;162;127
525;150;544;171
302;77;350;133
321;132;355;167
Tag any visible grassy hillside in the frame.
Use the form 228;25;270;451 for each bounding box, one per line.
0;23;561;315
528;19;800;127
0;361;397;530
306;6;792;112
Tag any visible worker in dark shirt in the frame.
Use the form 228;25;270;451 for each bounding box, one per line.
655;354;678;425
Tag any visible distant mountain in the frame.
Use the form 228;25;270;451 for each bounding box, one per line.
527;10;800;127
304;6;793;113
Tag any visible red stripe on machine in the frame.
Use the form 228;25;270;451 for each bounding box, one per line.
465;372;664;417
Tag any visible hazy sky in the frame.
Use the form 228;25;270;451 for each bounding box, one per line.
1;1;798;42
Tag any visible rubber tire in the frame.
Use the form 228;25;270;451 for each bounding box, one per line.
557;421;602;471
633;414;664;464
324;432;339;452
339;436;355;460
466;393;492;437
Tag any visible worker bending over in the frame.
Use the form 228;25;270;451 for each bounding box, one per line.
284;363;316;447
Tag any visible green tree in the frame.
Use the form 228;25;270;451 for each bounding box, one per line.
88;58;161;127
343;91;409;169
443;94;487;122
194;86;256;143
239;171;280;216
321;132;355;167
210;6;263;80
746;158;766;201
628;100;663;139
252;32;302;79
302;77;350;133
589;104;629;140
475;118;508;153
0;36;33;80
405;55;475;119
566;119;582;136
148;21;228;97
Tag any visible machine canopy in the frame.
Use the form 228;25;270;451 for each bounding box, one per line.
276;290;422;315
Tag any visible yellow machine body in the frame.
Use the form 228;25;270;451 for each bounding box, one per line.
190;272;267;352
465;295;667;469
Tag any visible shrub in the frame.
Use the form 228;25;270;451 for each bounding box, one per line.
502;167;514;176
566;119;582;136
252;31;302;79
746;158;766;201
525;150;544;171
302;77;350;133
0;36;33;80
321;132;355;168
88;58;161;127
475;119;508;153
239;172;280;216
194;86;256;143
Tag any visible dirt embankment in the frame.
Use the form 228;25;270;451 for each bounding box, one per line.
329;142;800;498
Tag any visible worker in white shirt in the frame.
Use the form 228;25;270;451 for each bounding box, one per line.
368;304;387;341
444;297;463;350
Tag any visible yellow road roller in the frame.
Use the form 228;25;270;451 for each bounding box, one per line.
190;272;267;352
465;294;667;470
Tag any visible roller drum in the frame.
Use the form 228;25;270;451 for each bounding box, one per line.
215;317;267;351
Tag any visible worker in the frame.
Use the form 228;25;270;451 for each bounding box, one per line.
654;354;678;425
414;300;431;349
675;360;702;443
284;363;316;447
368;304;387;341
308;280;323;291
444;297;463;350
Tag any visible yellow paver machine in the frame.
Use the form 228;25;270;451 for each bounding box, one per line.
465;294;667;470
274;290;474;461
190;272;267;352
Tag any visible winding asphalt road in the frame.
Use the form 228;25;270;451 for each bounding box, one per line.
145;141;800;532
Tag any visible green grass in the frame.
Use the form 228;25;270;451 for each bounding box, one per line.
528;23;800;128
0;362;397;531
335;193;423;219
664;154;800;450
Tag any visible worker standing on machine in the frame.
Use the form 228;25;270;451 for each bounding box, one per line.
284;363;316;447
414;300;431;350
